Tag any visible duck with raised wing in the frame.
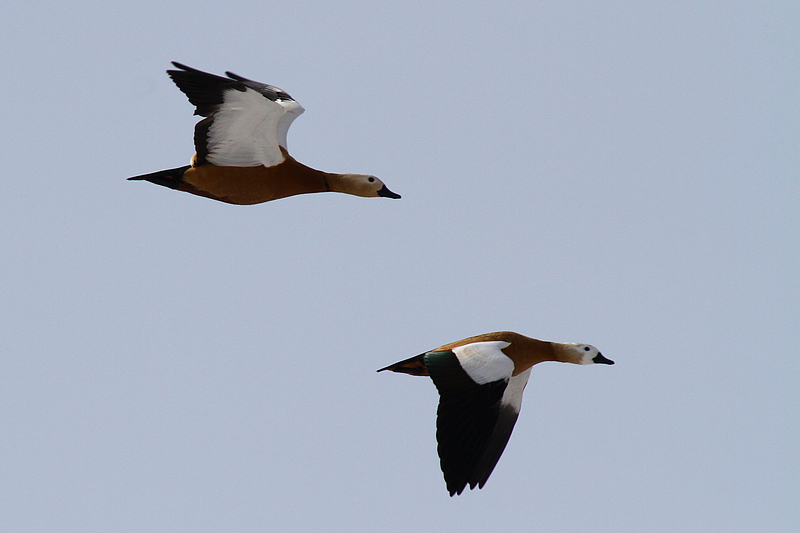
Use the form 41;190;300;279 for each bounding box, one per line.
129;62;400;204
378;331;613;496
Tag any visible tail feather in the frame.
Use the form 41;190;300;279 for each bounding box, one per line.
128;165;191;190
377;353;429;376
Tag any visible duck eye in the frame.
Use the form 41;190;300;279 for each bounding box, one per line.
368;177;375;182
584;346;590;351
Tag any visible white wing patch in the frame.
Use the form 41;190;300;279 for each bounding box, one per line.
452;341;514;385
205;87;298;167
500;368;531;412
275;99;304;150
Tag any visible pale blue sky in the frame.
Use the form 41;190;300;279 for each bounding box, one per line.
1;1;798;531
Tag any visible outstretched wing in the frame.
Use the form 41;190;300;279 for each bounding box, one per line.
167;62;305;167
425;342;530;496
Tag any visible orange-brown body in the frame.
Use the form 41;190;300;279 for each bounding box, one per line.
433;331;559;376
381;331;588;377
180;151;332;205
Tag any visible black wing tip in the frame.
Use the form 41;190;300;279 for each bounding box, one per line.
448;482;467;496
446;479;483;496
167;63;295;103
167;62;227;81
227;71;295;101
168;61;199;75
445;474;490;496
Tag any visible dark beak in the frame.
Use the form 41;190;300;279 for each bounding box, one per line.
592;353;614;365
377;185;401;199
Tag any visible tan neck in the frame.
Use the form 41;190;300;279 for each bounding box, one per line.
279;148;335;193
503;333;560;373
551;342;583;364
325;172;352;193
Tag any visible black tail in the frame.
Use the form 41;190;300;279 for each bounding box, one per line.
128;165;191;190
377;353;429;376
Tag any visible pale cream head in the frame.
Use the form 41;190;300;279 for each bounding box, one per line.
330;173;401;199
560;343;614;365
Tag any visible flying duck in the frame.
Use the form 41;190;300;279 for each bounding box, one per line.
128;62;400;204
378;331;613;496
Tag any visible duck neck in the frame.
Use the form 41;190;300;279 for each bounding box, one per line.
279;148;336;194
551;342;582;364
